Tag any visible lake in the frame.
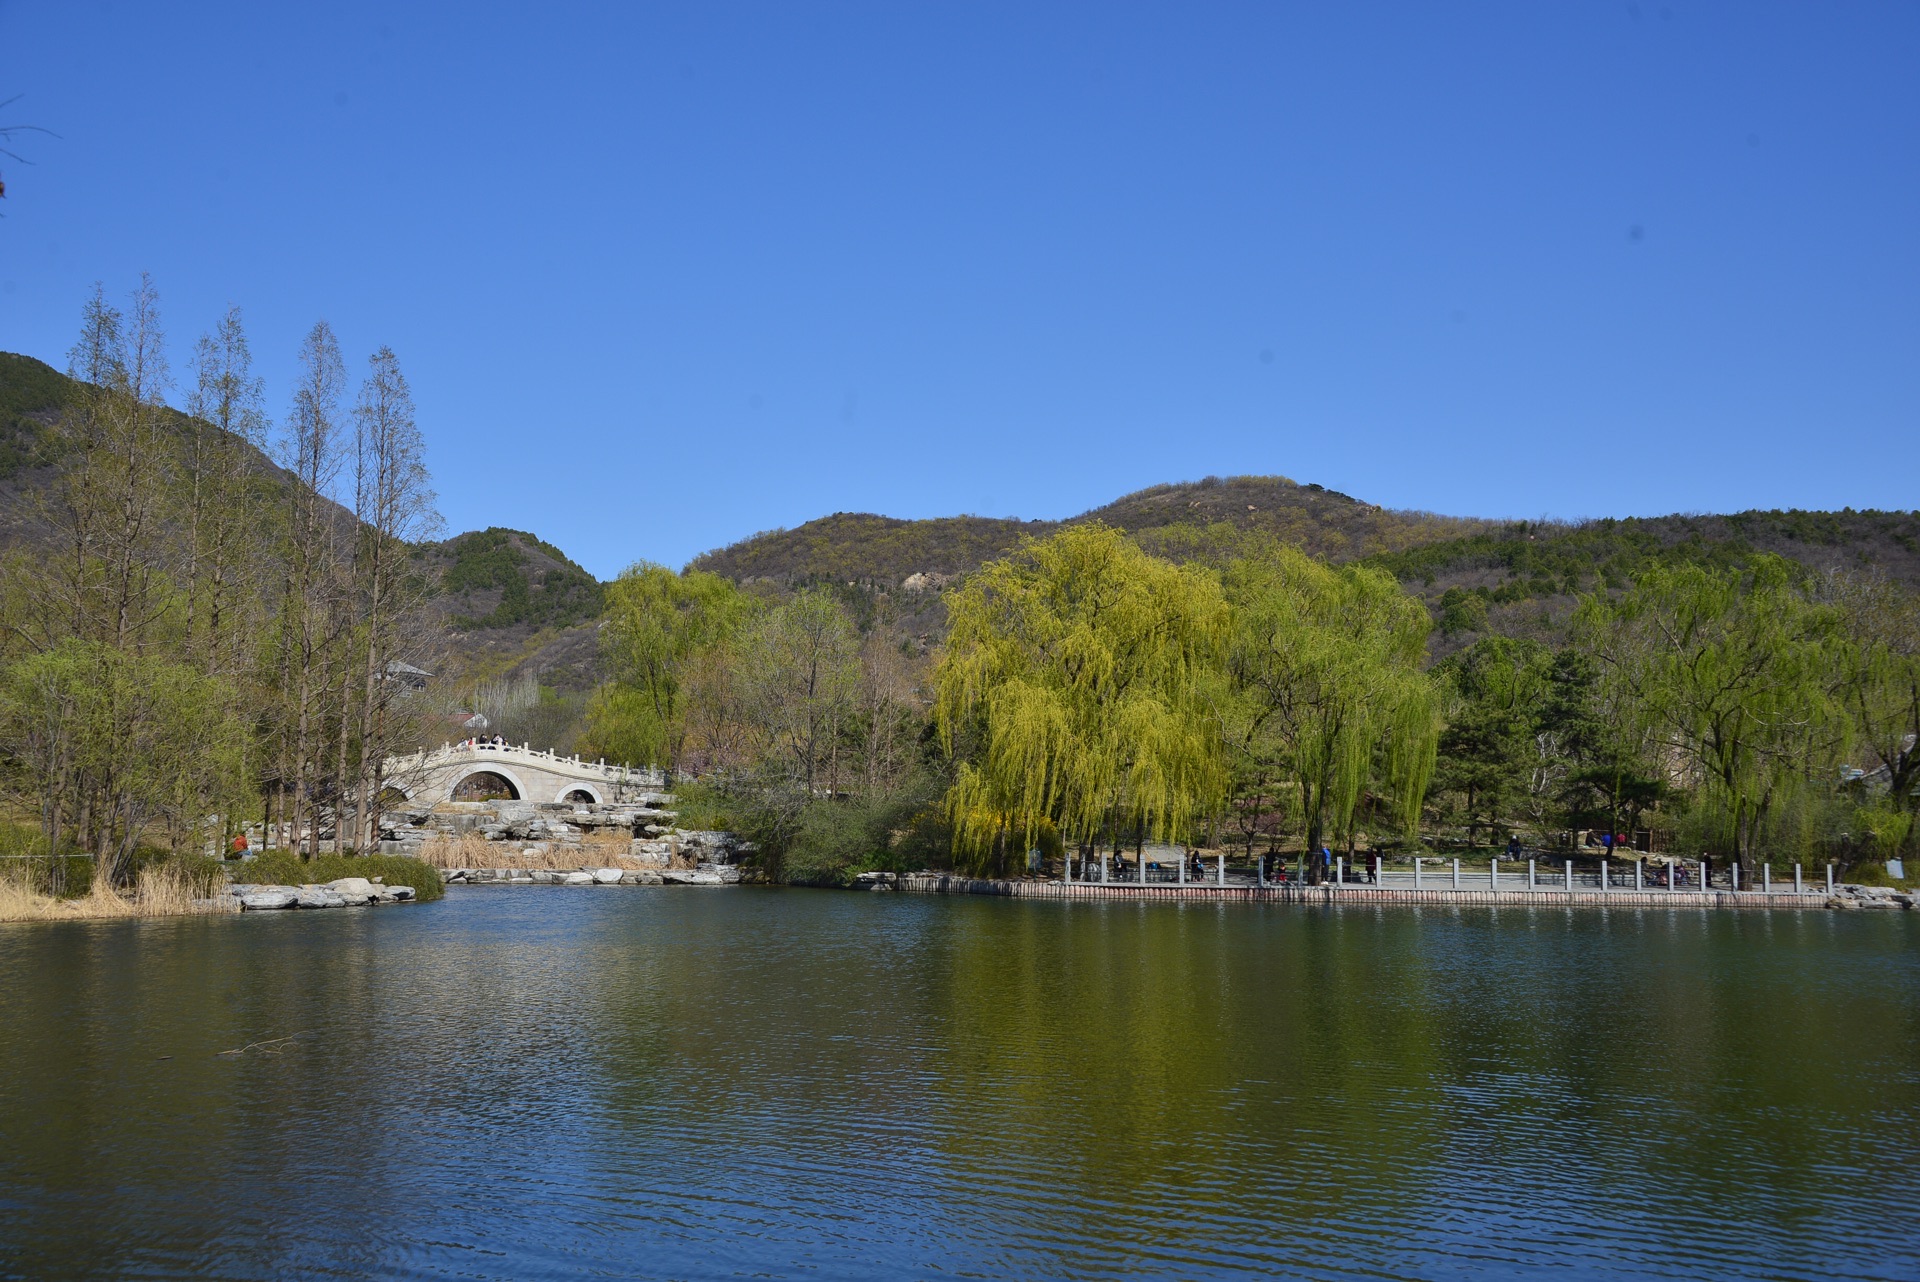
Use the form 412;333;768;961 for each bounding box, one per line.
1;888;1915;1280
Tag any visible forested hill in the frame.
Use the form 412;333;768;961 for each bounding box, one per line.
1077;476;1491;562
686;474;1919;611
688;476;1492;587
688;513;1039;586
0;350;603;688
1368;507;1920;657
0;351;77;481
409;529;607;690
9;347;1917;672
415;529;603;633
1373;509;1920;595
0;349;360;534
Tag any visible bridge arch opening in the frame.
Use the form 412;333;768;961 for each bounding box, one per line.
452;770;520;802
560;786;602;805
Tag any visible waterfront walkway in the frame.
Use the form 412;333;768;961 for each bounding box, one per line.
899;871;1896;910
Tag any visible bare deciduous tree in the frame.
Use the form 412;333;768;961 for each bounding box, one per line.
181;307;271;677
277;322;348;854
350;347;439;849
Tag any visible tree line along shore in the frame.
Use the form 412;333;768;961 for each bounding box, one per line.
586;522;1914;892
1;277;1915;919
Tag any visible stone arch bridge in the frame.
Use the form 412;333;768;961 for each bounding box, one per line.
381;742;666;807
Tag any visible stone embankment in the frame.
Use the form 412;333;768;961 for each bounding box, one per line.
1827;883;1916;910
376;796;692;861
232;878;418;911
375;792;749;888
893;873;1916;911
443;864;744;887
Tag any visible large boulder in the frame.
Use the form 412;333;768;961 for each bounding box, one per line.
563;871;594;885
241;889;297;910
629;839;673;867
592;867;623;884
295;887;346;909
1834;884;1912;909
662;869;728;886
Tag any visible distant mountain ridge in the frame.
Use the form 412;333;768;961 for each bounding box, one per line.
688;475;1494;586
5;348;1917;685
0;350;348;550
0;350;604;689
680;477;1920;660
411;528;606;691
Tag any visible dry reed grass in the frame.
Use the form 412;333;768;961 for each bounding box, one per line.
414;832;495;869
0;864;239;924
417;830;662;871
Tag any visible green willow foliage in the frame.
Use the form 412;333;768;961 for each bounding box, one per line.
935;529;1442;873
581;563;752;769
1223;545;1439;855
936;524;1231;864
1578;556;1847;866
1828;573;1920;817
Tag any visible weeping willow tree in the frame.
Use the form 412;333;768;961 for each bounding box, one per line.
582;563;752;770
1577;556;1846;871
1825;572;1920;858
1223;545;1438;876
935;524;1229;874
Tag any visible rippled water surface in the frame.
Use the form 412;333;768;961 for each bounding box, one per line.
1;889;1916;1280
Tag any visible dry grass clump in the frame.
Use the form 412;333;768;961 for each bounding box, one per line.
417;829;661;871
415;831;496;869
0;863;239;924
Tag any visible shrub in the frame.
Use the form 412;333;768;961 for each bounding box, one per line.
238;852;445;902
665;778;738;832
1842;861;1914;891
781;778;943;886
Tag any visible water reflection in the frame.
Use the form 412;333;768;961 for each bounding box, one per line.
0;891;1914;1279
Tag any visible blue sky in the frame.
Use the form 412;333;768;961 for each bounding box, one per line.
1;2;1914;578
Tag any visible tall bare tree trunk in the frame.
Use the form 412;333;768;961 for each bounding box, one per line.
278;321;347;861
348;345;438;851
334;630;355;854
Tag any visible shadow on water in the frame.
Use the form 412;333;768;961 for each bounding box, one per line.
0;890;1915;1279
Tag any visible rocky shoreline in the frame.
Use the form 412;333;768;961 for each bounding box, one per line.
373;797;747;871
227;863;748;912
1826;883;1917;910
230;877;418;911
442;864;745;887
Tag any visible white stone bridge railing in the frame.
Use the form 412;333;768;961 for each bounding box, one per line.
381;741;667;806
